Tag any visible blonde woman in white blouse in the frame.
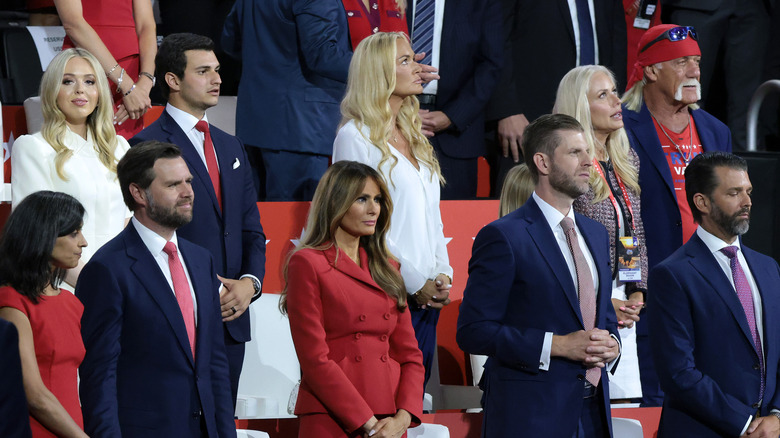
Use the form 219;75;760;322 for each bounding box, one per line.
12;48;130;288
333;32;453;387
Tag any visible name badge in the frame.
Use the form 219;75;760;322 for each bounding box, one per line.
617;236;642;282
633;0;658;30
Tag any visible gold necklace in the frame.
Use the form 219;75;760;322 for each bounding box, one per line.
652;114;694;165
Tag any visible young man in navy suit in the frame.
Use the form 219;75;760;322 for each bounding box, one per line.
77;141;236;437
457;114;620;437
649;152;780;437
131;33;266;406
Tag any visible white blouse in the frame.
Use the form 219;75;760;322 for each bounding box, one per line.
333;120;453;294
11;129;131;263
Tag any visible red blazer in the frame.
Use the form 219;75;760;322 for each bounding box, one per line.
341;0;408;50
286;245;424;433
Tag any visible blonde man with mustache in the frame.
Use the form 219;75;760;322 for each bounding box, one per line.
621;23;732;407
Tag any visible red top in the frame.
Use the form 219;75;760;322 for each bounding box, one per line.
342;0;408;50
653;116;703;244
62;0;139;61
0;286;85;437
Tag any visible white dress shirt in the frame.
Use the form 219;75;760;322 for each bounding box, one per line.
410;0;445;95
566;0;600;65
165;103;219;168
333;120;453;293
132;217;198;324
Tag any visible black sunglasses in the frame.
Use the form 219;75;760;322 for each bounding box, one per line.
639;26;697;54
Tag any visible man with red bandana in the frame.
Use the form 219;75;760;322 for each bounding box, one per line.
621;23;732;407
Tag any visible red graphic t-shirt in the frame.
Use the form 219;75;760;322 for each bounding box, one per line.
653;116;703;244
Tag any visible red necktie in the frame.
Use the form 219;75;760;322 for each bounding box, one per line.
561;217;600;387
721;245;764;399
163;241;196;359
194;120;222;210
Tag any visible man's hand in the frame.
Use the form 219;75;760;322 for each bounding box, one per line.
552;328;619;368
419;110;451;137
744;415;780;437
218;276;254;322
612;294;643;329
414;277;451;310
497;114;529;163
414;52;440;84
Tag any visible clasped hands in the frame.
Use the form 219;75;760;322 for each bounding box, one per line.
742;414;780;437
612;292;644;329
362;409;412;438
552;328;619;369
414;274;451;310
217;276;255;322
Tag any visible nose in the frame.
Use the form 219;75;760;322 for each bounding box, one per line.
368;199;380;216
608;92;620;106
213;71;222;85
78;231;88;247
74;79;85;93
686;60;700;78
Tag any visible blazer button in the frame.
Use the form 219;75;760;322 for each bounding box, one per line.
224;231;229;236
753;402;761;409
354;333;362;340
383;312;391;320
359;314;366;321
753;363;760;370
380;354;388;362
577;374;585;381
380;334;388;342
355;355;363;362
192;410;201;418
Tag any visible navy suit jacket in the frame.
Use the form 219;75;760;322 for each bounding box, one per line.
222;0;352;154
623;103;732;271
76;223;236;438
0;319;32;438
406;0;503;159
131;110;266;343
457;197;619;437
648;232;780;437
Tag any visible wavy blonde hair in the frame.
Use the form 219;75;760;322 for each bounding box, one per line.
281;161;407;313
39;48;119;181
340;32;443;187
499;164;534;217
553;65;640;203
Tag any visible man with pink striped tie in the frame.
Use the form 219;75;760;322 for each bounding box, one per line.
76;141;236;438
649;151;780;438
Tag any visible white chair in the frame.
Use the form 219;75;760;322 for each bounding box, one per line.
611;417;643;438
23;96;43;134
408;423;450;438
236;429;270;438
236;293;300;419
205;95;237;136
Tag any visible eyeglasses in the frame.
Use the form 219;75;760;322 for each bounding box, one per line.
639;26;697;53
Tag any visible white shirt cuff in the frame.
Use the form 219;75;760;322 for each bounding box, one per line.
239;274;261;298
540;332;553;370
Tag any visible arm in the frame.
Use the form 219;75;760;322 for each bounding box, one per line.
388;307;424;426
0;308;88;438
76;261;125;437
238;141;266;285
221;0;243;60
206;262;238;437
648;264;754;435
294;0;352;82
286;252;375;432
112;0;157;121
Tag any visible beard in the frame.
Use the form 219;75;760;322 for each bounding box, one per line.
709;199;750;237
549;162;589;199
146;189;193;229
674;78;702;101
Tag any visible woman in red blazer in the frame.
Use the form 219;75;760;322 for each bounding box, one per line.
282;161;425;438
341;0;408;49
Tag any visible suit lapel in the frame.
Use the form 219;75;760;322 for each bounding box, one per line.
691;108;717;153
686;234;755;349
633;104;676;199
179;239;216;362
160;111;222;218
523;200;584;326
324;245;384;293
125;223;195;367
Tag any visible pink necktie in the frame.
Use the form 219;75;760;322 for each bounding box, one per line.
163;241;196;359
194;120;222;210
561;217;600;387
720;245;764;399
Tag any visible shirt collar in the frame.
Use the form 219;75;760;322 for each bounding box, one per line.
166;103;208;134
532;191;576;231
131;216;180;256
696;225;742;255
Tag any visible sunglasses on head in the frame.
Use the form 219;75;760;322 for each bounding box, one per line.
639;26;697;54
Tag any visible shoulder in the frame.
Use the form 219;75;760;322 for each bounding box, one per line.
0;287;31;315
335;121;369;145
130;118;166;144
691;107;729;131
13;132;52;153
114;135;131;158
178;236;215;262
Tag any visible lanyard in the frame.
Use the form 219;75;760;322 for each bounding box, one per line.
592;158;635;232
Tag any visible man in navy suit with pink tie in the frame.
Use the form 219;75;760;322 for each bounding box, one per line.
77;141;236;437
131;33;266;407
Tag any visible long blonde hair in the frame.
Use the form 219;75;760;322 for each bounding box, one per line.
281;161;407;312
499;164;534;217
553;65;640;203
339;32;443;187
39;48;119;181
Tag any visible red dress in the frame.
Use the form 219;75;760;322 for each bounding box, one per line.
62;0;143;138
0;287;85;437
342;0;408;50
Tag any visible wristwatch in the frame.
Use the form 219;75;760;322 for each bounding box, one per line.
250;276;262;298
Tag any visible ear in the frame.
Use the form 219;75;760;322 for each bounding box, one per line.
643;65;658;83
533;152;551;177
165;72;181;93
693;193;709;217
129;183;148;208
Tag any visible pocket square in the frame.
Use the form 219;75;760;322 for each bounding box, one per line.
233;158;240;169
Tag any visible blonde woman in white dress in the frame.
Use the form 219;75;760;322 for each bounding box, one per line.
12;48;130;289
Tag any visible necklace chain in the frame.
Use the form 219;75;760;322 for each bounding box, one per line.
652;114;694;165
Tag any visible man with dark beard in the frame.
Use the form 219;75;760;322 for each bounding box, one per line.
458;114;621;437
76;141;236;437
649;152;780;438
